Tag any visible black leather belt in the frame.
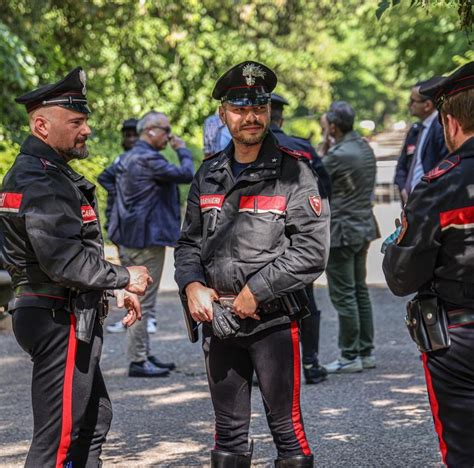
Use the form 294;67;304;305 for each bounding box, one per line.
218;295;289;316
447;309;474;327
15;284;71;299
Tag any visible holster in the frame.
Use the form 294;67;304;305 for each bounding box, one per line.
180;293;199;343
71;290;105;344
405;293;451;353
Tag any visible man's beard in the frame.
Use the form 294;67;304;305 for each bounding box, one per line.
232;125;268;146
58;144;89;160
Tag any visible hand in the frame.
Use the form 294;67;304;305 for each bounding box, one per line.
185;282;218;322
114;289;142;327
170;135;186;151
380;219;402;254
233;285;260;321
125;266;153;296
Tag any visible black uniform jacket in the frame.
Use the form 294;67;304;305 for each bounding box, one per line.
174;132;330;335
383;137;474;309
0;136;130;294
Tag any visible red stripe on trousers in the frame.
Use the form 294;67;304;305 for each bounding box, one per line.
290;321;311;456
421;353;448;464
55;313;78;468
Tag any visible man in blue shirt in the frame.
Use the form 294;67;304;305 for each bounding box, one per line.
109;110;195;377
394;79;448;204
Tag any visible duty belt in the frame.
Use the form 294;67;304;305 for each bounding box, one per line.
218;294;300;316
15;283;71;299
447;308;474;327
9;283;72;312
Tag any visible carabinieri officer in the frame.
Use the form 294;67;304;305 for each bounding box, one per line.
0;67;152;467
175;61;330;467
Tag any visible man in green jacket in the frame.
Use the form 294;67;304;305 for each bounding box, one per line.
320;101;379;373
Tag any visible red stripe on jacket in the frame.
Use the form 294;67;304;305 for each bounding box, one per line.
55;314;78;468
290;321;312;456
0;192;23;212
439;205;474;231
239;195;287;213
421;353;448;464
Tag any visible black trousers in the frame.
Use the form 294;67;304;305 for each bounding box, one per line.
300;285;321;365
422;324;474;467
12;307;112;468
203;321;312;458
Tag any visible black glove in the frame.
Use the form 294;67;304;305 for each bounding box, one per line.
212;302;240;340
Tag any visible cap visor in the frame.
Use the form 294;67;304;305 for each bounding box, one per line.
59;103;91;114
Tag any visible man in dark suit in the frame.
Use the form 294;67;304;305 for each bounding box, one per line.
394;79;448;204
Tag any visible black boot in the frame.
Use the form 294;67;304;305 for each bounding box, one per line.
211;440;253;468
274;454;314;467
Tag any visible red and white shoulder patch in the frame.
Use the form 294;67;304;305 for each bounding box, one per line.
0;192;23;213
422;155;460;182
279;146;312;161
308;195;322;217
81;205;97;223
200;194;225;212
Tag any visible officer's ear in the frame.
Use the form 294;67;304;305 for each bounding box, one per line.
444;113;461;137
29;111;50;139
219;105;228;125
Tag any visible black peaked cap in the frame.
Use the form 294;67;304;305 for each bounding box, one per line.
15;66;90;114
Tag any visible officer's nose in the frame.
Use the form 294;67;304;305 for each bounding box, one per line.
82;122;92;137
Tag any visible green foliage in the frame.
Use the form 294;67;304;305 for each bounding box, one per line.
0;0;472;182
377;0;473;33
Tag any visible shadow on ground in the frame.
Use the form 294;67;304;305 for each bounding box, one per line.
0;287;442;467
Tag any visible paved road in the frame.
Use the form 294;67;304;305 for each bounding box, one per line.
0;287;442;467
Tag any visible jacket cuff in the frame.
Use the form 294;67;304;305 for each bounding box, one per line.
176;271;207;295
115;265;130;289
247;271;274;304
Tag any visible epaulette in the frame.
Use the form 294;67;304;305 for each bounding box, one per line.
278;146;312;161
39;158;58;170
422;155;461;182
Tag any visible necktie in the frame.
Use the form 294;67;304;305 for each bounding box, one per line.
405;123;425;193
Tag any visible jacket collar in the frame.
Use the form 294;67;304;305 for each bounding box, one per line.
20;135;88;183
450;136;474;160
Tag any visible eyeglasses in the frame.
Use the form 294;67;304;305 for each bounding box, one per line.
147;125;172;135
409;98;427;105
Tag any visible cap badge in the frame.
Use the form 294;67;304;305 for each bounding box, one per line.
242;63;266;86
79;69;87;96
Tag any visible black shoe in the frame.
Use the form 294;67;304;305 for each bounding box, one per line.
128;360;170;377
148;355;176;370
275;454;314;467
303;363;328;385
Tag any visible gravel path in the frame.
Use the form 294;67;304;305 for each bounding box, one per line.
0;287;442;467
